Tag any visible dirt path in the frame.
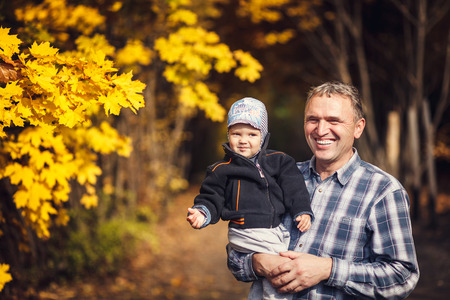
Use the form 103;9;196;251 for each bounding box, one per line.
39;187;250;300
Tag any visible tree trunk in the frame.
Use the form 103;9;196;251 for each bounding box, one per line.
422;100;438;228
407;105;422;220
386;111;401;178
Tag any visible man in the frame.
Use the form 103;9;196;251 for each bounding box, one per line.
227;81;419;299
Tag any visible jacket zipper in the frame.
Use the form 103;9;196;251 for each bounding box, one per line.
223;141;276;228
256;161;275;228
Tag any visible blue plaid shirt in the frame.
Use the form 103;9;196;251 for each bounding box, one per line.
227;150;419;299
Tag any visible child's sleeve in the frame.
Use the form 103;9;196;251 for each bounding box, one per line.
277;154;314;221
192;165;227;225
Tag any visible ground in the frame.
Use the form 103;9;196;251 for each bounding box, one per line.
34;187;450;299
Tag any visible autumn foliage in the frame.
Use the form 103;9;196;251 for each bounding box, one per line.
0;26;145;290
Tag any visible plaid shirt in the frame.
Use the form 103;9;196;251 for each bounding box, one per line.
227;150;419;299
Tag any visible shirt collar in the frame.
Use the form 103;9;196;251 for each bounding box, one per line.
307;148;361;185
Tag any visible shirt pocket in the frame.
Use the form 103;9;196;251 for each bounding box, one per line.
317;216;368;261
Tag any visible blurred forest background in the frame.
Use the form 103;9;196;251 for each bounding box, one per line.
0;0;450;299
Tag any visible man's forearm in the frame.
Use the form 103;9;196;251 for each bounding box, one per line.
327;258;419;299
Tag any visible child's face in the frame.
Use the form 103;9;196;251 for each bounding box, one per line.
228;123;261;158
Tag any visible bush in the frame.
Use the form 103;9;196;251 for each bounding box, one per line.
44;200;158;283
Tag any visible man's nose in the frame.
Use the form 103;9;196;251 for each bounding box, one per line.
316;120;329;135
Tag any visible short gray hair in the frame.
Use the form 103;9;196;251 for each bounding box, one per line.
306;81;365;121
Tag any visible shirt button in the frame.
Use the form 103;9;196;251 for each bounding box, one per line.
298;244;303;248
318;188;323;192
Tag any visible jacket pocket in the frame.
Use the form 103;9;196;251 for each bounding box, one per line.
225;179;241;212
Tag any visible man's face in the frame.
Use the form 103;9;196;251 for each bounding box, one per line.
304;94;365;173
228;123;262;158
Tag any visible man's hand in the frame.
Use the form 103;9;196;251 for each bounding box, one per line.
252;253;291;278
269;251;333;294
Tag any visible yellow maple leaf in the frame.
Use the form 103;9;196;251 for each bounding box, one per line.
76;34;115;57
30;149;53;169
29;41;59;58
194;82;225;122
40;168;57;188
70;5;106;35
3;164;35;188
154;37;184;63
168;9;198;26
13;190;28;208
0;264;13;291
13;102;33;120
100;93;122;116
1;82;23;107
77;163;101;185
20;166;35;189
233;50;263;83
59;106;85;127
29;182;52;211
0;27;22;60
115;40;152;67
80;194;98;209
179;86;198;108
40;201;57;221
52;184;70;204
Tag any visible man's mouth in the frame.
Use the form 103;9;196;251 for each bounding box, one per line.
316;140;333;145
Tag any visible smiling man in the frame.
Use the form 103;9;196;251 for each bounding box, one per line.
227;81;420;299
303;87;365;180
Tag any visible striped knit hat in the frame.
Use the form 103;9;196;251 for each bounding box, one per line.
227;97;268;146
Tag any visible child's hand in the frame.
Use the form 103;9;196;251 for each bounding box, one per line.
296;214;311;232
187;207;206;229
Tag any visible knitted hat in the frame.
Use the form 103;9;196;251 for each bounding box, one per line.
227;97;268;145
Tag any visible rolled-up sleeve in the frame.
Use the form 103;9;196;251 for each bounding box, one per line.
226;244;259;282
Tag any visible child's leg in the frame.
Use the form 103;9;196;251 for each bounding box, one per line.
262;278;293;300
247;280;263;300
228;225;290;254
228;225;293;300
247;279;293;300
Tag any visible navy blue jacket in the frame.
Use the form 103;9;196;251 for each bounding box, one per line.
193;135;312;229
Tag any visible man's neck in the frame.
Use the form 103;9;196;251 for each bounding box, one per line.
318;170;334;181
315;152;355;181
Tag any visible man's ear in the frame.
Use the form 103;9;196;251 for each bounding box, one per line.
354;118;366;139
